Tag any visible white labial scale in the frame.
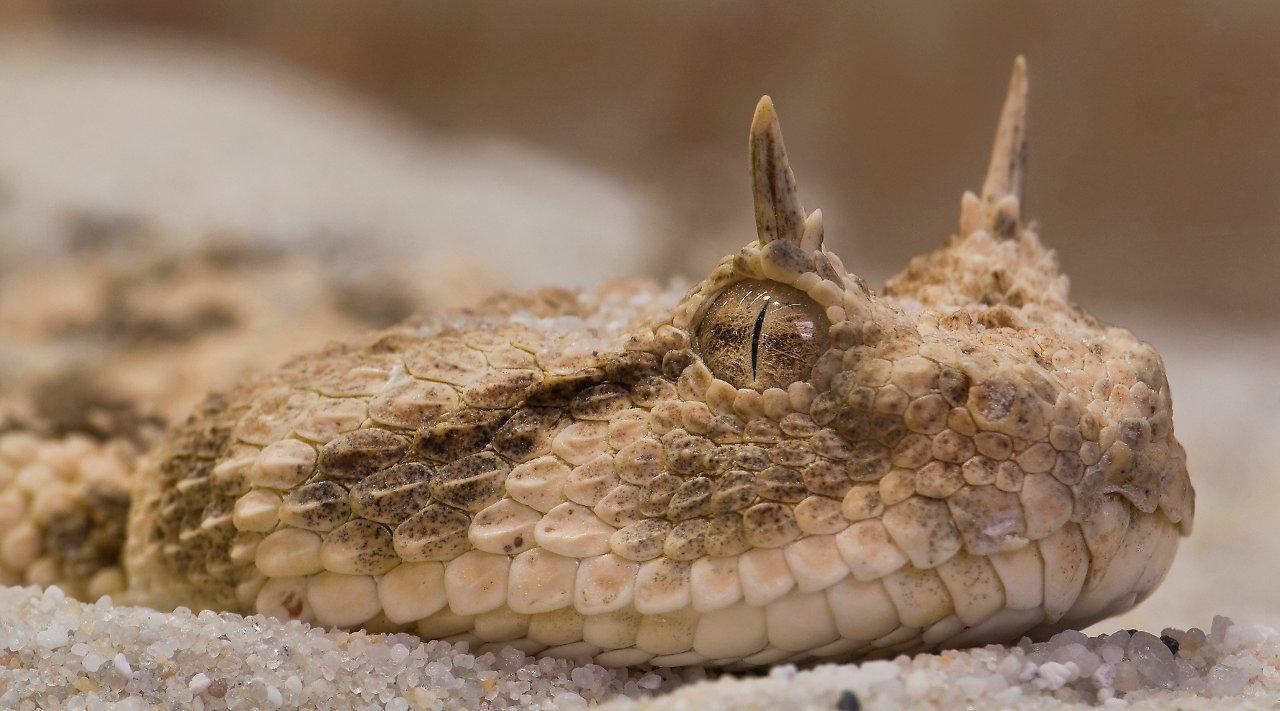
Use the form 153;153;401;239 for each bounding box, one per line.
307;572;380;628
534;502;614;558
594;647;653;668
693;602;768;659
444;550;509;616
1133;516;1181;600
416;607;475;638
634;558;691;615
635;607;698;655
988;543;1043;610
935;553;1005;626
782;535;850;593
651;651;709;668
943;606;1044;648
376;561;447;624
881;567;954;631
1096;511;1166;616
1040;523;1090;623
582;608;642;650
825;576;898;641
739;646;793;668
766;590;839;651
574;554;638;615
472;607;530;642
835;520;909;581
528;607;585;646
1079;495;1130;580
690;556;742;612
871;625;919;649
921;614;965;646
507;548;577;614
737;548;795;607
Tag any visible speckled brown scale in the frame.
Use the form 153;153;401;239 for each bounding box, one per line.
429;452;509;512
742;502;801;548
0;58;1157;669
755;466;807;503
612;519;671;562
349;462;435;525
280;481;352;532
802;459;851;499
315;429;409;483
490;408;566;463
322;518;398;575
639;474;680;518
392;504;471;561
411;409;511;463
666;477;713;521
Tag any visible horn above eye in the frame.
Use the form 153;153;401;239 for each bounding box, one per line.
694;280;830;391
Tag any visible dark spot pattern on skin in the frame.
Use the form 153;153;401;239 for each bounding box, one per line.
755;466;806;503
525;371;605;407
281;481;352;532
350;462;436;526
640;474;681;518
570;384;631;420
411;409;511;463
666;477;713;521
661;350;698;380
602;351;662;384
393;504;471;561
317;429;409;483
429;452;509;512
630;376;677;408
491;408;564;461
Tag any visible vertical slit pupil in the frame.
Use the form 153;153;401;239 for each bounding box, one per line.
750;297;770;381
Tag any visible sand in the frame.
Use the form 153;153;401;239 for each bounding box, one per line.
4;585;1280;710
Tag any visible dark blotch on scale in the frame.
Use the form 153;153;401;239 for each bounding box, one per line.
526;371;604;407
317;428;409;483
412;409;511;462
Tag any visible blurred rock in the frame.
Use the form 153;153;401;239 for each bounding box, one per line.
0;29;662;418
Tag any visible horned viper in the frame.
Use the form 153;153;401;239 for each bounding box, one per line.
0;58;1192;669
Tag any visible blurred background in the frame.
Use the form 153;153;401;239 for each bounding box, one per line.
0;2;1277;637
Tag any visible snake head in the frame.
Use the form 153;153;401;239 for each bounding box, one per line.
649;57;1192;632
119;57;1193;663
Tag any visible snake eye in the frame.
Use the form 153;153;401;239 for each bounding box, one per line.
694;280;830;391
